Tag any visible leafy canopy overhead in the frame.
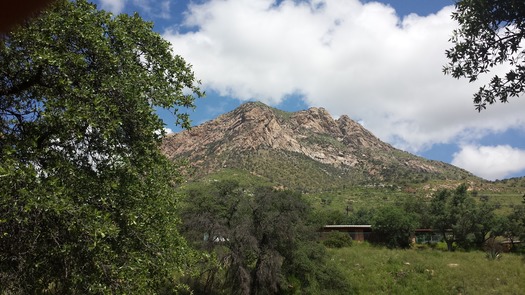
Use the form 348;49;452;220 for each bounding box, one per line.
444;0;525;111
0;0;203;293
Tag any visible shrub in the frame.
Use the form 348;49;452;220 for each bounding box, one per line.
434;241;458;251
323;231;353;248
484;237;504;260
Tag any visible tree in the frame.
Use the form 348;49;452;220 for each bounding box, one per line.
430;185;467;251
179;181;350;295
468;196;497;248
401;195;432;229
491;210;523;252
495;197;525;251
371;205;417;248
443;0;525;111
347;207;375;225
0;0;203;293
181;181;308;294
180;180;255;294
429;184;498;251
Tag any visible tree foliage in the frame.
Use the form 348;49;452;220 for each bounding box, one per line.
429;184;498;251
179;181;350;295
496;196;525;251
371;205;417;249
0;0;203;293
444;0;525;111
322;231;353;248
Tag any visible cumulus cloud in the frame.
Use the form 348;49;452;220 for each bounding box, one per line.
163;0;525;154
99;0;126;14
452;145;525;180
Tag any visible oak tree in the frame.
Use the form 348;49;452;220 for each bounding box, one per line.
0;0;203;293
444;0;525;111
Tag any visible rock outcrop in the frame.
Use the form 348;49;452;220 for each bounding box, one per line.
162;102;474;187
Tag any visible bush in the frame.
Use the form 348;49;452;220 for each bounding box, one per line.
323;231;353;248
484;237;504;260
434;241;458;251
412;243;430;251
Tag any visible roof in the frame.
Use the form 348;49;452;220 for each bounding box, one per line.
323;225;372;229
414;229;434;232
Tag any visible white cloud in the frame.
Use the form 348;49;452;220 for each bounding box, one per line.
163;0;525;154
452;145;525;180
99;0;126;14
133;0;172;19
98;0;171;18
164;127;174;134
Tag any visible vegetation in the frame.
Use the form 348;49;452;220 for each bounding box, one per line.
2;1;525;294
322;231;353;248
429;184;493;250
331;243;525;294
175;175;525;294
0;0;203;293
178;180;351;294
204;150;476;193
371;206;417;249
444;0;525;111
311;181;525;252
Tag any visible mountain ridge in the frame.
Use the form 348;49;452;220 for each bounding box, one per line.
162;102;477;190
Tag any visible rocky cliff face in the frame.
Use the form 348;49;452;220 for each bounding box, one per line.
162;102;474;188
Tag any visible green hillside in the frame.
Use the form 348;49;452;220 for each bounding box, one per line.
183;168;524;216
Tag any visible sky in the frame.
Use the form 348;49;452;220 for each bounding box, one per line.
92;0;525;181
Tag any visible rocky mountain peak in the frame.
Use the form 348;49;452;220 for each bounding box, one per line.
162;102;474;187
291;107;340;135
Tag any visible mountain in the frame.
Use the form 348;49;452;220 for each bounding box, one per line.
162;102;477;191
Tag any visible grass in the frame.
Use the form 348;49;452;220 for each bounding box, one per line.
306;185;410;213
194;168;273;188
330;243;525;294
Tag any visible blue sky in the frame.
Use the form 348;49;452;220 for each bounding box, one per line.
93;0;525;181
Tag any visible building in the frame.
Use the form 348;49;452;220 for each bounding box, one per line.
321;225;444;244
411;229;443;244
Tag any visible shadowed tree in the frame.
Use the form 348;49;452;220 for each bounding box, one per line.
179;181;350;295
